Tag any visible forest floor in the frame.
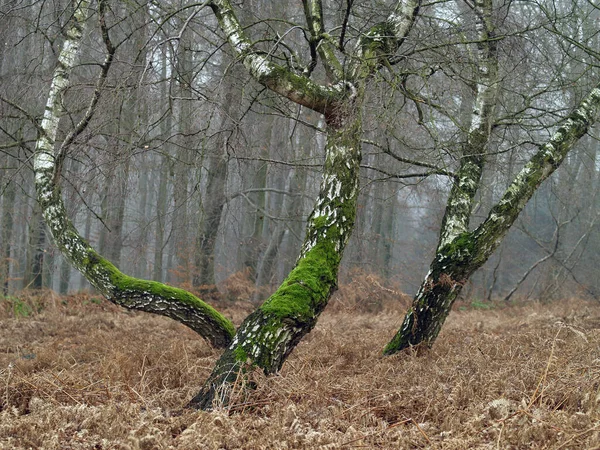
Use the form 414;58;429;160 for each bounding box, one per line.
2;281;600;449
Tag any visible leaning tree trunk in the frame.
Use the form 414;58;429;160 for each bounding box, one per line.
385;82;600;354
32;0;235;348
385;0;498;353
189;111;362;409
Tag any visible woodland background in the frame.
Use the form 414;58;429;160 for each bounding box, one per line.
1;0;599;304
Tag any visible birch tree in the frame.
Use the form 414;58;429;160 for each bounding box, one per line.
189;0;421;409
32;0;421;409
28;0;600;412
32;0;235;348
384;0;600;354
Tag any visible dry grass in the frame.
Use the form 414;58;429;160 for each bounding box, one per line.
2;290;600;449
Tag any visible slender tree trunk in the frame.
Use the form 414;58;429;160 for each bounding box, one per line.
153;154;169;282
1;171;16;294
24;207;44;289
385;0;499;353
59;256;71;294
242;158;268;281
194;152;227;286
253;167;301;300
193;73;240;288
171;26;194;282
134;155;150;278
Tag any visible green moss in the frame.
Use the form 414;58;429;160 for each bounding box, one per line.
440;232;475;259
383;307;421;355
258;64;344;114
366;22;396;51
261;241;338;323
233;345;248;363
312;215;329;229
80;248;236;341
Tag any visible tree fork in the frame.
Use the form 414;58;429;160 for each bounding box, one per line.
385;83;600;355
189;0;422;410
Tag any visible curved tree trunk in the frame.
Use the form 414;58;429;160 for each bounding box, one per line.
187;0;421;410
32;0;235;348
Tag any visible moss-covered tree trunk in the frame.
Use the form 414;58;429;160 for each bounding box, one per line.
385;82;600;353
189;0;421;409
189;112;362;409
32;0;235;348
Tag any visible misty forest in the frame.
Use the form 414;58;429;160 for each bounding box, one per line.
2;0;600;447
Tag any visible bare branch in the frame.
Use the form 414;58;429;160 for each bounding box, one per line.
361;139;456;177
210;0;347;115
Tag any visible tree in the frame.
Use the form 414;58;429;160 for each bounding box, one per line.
31;0;420;408
384;0;600;353
22;0;600;412
32;0;235;347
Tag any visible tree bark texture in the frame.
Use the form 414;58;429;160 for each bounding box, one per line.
188;0;421;410
189;114;362;409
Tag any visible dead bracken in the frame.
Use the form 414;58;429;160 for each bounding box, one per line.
2;290;600;449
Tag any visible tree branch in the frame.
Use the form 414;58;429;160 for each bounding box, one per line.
473;83;600;261
348;0;421;80
55;0;116;185
302;0;344;82
361;139;455;177
436;0;499;249
210;0;348;115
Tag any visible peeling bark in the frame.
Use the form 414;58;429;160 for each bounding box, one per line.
32;1;235;349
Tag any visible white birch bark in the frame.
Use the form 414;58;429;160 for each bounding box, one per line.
192;0;422;409
32;0;235;348
385;80;600;353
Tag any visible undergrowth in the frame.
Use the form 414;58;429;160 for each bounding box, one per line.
1;286;600;449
